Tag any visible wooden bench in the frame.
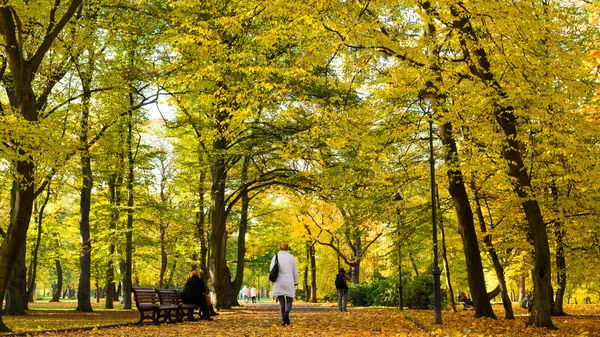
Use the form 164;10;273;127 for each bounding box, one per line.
174;289;200;321
132;287;178;324
155;289;181;323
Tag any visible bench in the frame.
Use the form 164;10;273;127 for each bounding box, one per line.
174;289;200;321
132;287;178;324
156;289;182;323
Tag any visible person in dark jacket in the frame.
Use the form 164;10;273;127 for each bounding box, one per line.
335;268;351;312
182;270;213;321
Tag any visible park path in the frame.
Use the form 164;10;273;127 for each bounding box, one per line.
30;303;429;337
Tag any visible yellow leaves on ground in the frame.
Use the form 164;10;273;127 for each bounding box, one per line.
406;303;600;337
5;302;599;336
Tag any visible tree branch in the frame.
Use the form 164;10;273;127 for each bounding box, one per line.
29;0;82;74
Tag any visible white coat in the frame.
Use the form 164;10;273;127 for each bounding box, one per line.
270;250;298;298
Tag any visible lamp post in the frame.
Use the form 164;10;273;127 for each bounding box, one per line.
393;193;404;310
419;87;443;325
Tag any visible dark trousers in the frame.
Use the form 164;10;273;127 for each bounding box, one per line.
188;296;210;318
277;295;293;321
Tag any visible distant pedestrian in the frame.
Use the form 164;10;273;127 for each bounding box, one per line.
521;292;534;312
335;268;351;312
250;286;257;303
270;241;299;326
241;285;250;303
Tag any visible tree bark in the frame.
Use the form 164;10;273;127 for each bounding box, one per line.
304;245;310;302
398;242;403;310
50;259;63;302
552;227;566;316
4;243;27;315
123;98;135;310
409;253;419;276
209;104;230;308
439;122;495;318
519;277;526;302
230;157;250;307
27;186;51;303
472;183;514;319
76;77;93;313
450;5;555;327
195;150;209;280
105;175;118;309
551;185;566;316
309;243;317;302
437;198;457;312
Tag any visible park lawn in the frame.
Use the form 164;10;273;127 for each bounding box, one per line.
2;301;138;332
0;302;598;336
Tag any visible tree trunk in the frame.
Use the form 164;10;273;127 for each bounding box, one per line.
439;122;495;318
105;175;118;309
304;244;310;302
158;157;170;289
519;277;526;302
497;124;555;329
0;0;81;329
550;186;566;316
76;151;93;312
553;226;566;316
451;4;555;328
398;243;403;310
0;139;36;333
230;156;250;307
438;202;457;312
309;243;317;303
27;186;50;303
209;129;229;308
50;260;63;302
195;150;209;280
409;253;419;276
165;259;177;289
472;183;514;319
123;101;135;310
4;243;27;315
76;83;93;312
350;261;360;284
159;226;167;289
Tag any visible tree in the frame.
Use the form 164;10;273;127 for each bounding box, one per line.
0;0;83;331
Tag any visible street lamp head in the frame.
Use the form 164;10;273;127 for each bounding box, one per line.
418;80;438;104
393;193;403;208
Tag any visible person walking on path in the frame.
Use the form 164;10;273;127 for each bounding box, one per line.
241;285;250;303
250;286;257;303
270;241;299;326
182;270;214;321
335;268;351;312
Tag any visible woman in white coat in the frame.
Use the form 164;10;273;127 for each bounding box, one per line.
270;241;299;326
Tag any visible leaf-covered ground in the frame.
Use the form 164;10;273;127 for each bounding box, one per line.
406;303;600;337
1;302;598;336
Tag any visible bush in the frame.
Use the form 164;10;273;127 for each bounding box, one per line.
295;288;306;301
403;273;447;309
322;290;337;303
341;273;447;309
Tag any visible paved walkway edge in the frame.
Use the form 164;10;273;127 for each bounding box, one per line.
402;313;445;336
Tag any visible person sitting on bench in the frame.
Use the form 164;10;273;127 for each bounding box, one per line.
458;290;474;308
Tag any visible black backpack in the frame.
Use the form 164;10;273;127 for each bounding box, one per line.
335;273;346;289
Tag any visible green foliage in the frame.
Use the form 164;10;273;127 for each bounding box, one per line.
347;276;399;307
343;274;448;309
403;274;448;310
